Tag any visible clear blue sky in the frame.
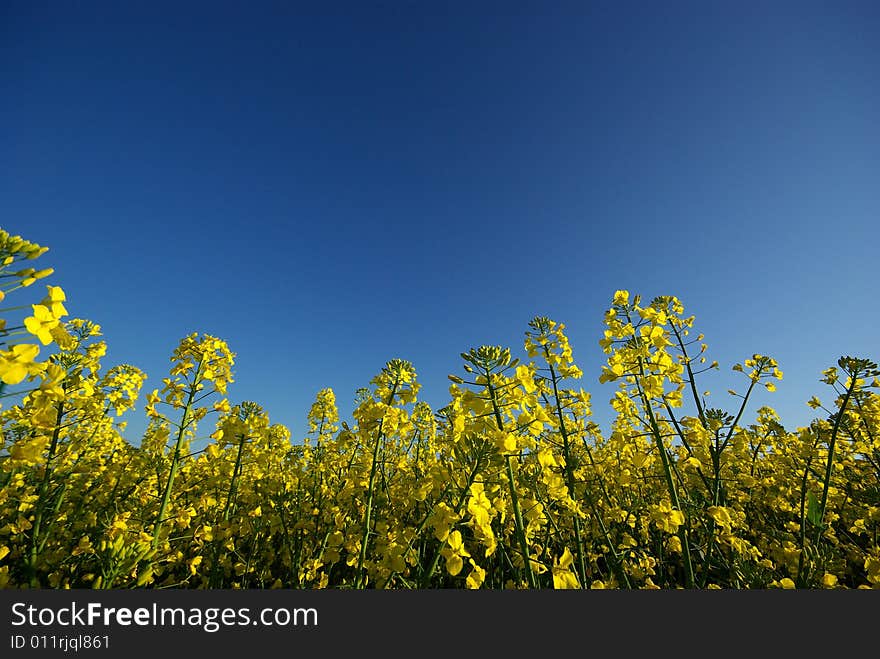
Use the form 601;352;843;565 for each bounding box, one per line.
3;1;878;444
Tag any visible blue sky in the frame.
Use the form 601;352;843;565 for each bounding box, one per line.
3;1;878;443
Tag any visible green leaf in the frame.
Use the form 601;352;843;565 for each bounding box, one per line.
807;491;823;528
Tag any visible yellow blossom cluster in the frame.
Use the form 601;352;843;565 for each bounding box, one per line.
1;234;878;590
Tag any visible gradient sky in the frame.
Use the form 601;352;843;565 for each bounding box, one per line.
3;1;878;444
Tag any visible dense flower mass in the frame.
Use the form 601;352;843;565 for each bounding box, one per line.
1;228;878;589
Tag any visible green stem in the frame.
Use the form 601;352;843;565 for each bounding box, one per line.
418;466;481;588
27;399;66;586
209;430;248;588
671;325;708;428
795;432;820;587
486;370;537;589
545;357;587;587
815;378;857;544
354;382;399;589
641;386;695;588
577;437;632;588
151;357;204;551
